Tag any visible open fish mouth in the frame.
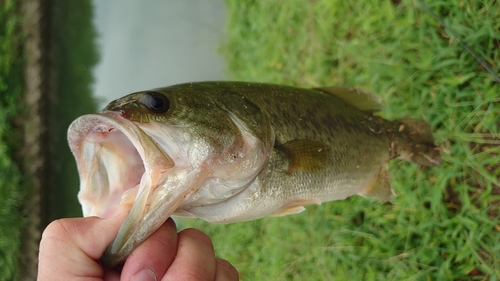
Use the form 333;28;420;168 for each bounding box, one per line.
69;111;202;266
68;112;174;218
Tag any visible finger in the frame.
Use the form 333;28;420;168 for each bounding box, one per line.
38;205;129;280
103;269;121;281
120;218;178;281
215;258;239;281
163;228;217;281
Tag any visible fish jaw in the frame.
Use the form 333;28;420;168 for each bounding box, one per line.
68;112;174;217
68;112;198;266
103;166;207;266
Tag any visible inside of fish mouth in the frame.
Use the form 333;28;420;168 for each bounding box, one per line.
89;124;146;216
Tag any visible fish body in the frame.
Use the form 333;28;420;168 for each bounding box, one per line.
68;81;441;266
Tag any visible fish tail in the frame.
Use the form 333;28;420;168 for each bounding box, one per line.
393;117;442;166
359;117;440;202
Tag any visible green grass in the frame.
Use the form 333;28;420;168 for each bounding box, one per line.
179;0;500;280
0;0;26;280
0;0;99;278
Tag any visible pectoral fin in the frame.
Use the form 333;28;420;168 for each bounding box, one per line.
358;166;393;202
277;139;329;174
270;198;322;217
271;206;306;216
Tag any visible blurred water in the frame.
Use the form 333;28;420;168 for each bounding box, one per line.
92;0;226;105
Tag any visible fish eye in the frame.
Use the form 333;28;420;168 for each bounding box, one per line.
143;92;170;113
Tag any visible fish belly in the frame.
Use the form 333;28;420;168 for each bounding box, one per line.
176;146;385;223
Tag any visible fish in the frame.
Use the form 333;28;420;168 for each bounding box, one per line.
67;81;441;266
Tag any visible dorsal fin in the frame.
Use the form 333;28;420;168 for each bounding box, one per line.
313;87;382;113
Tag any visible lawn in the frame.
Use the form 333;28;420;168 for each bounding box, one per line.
0;1;26;280
179;0;500;280
0;0;99;279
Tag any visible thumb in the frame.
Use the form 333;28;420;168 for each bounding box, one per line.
38;205;129;280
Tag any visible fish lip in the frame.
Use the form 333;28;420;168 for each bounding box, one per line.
68;111;134;151
68;111;174;217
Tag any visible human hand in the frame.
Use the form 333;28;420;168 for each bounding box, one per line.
38;207;239;280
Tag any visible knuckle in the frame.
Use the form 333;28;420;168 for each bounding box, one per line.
181;228;214;248
182;269;210;281
216;258;239;281
42;219;77;240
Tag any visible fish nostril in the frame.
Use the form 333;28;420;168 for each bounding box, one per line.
92;124;116;134
93;125;106;133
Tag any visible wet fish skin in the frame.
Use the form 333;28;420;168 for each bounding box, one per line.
68;81;441;266
163;83;439;221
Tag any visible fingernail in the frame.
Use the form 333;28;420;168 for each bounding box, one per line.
131;268;157;281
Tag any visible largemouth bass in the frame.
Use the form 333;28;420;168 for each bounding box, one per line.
68;81;441;266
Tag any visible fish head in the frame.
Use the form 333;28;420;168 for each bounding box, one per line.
68;86;273;266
